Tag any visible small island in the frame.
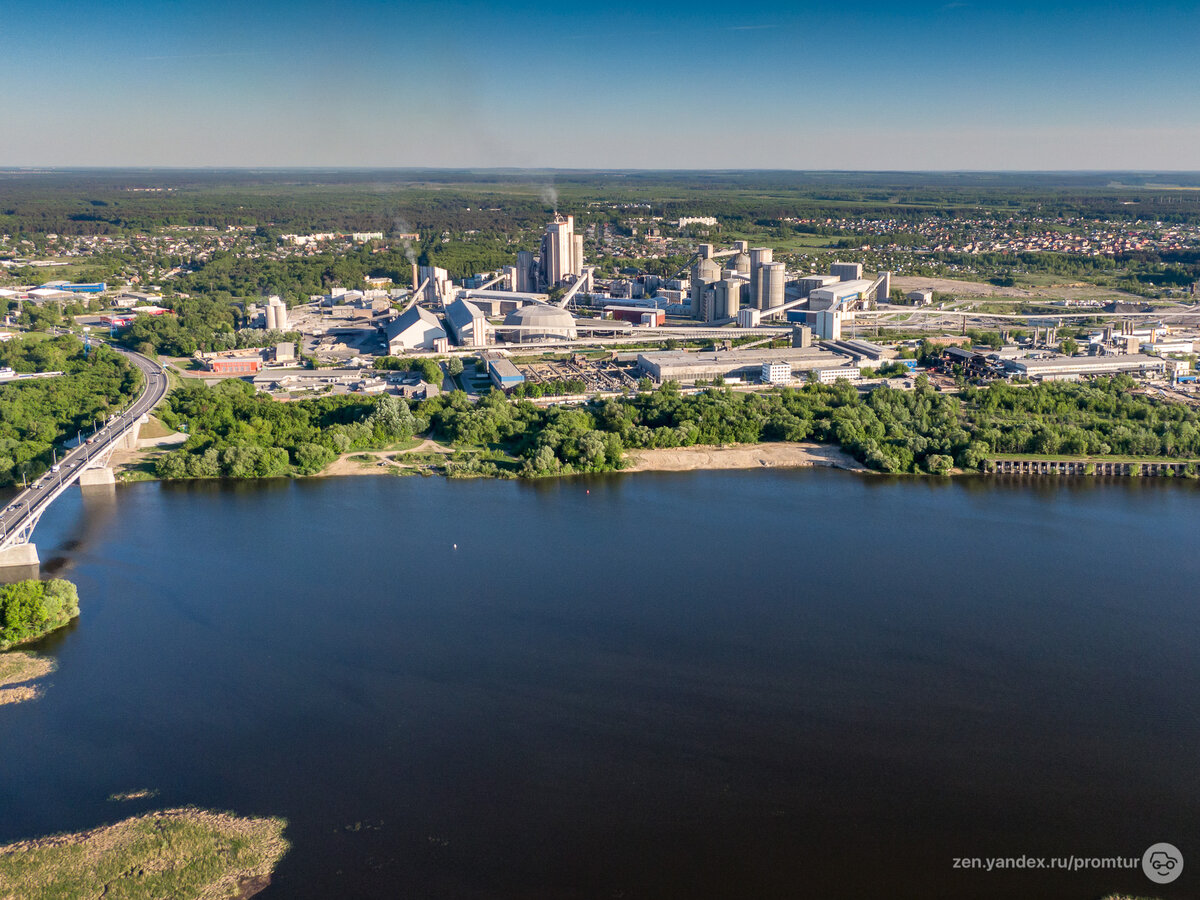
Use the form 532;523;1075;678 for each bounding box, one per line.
0;808;289;900
0;578;80;651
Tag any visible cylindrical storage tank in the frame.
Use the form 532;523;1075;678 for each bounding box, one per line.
732;252;751;275
275;303;288;331
762;262;786;309
265;303;278;330
690;258;721;318
749;248;773;308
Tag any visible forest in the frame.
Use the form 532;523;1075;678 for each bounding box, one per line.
0;337;141;487
149;374;1200;482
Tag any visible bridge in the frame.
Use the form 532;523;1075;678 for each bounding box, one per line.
0;346;167;569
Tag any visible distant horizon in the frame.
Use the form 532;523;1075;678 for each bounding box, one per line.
4;166;1200;176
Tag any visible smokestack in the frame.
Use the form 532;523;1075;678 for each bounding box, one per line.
412;263;419;292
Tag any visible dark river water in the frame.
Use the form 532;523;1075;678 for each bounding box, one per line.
1;470;1197;899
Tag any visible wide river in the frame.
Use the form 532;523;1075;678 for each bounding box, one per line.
1;470;1197;899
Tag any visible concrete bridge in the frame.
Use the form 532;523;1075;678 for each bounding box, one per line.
0;347;167;569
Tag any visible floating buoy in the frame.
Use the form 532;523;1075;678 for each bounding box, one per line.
453;543;457;550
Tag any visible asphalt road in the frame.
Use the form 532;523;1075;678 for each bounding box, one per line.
0;346;167;547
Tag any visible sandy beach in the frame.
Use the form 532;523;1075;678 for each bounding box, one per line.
624;441;868;473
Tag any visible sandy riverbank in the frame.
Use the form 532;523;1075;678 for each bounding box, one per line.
624;442;869;474
0;652;56;706
0;808;289;900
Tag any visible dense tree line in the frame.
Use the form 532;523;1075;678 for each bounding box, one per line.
0;337;141;487
149;370;1200;482
0;579;79;650
153;381;426;479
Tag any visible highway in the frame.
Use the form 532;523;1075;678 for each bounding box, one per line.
0;345;167;552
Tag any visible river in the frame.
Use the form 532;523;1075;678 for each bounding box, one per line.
1;470;1197;899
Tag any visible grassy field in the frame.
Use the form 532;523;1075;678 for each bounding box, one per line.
0;808;289;900
0;651;56;706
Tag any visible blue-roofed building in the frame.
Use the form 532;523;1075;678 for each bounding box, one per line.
487;358;524;390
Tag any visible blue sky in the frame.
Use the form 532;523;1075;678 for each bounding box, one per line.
2;0;1197;169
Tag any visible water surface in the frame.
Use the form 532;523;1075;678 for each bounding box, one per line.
1;471;1197;899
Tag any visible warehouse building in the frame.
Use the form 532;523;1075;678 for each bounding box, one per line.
386;306;447;353
488;358;525;390
445;297;491;348
1003;355;1168;381
637;347;849;384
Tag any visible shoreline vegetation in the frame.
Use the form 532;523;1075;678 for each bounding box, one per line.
0;651;56;706
0;579;80;652
118;374;1200;484
0;808;289;900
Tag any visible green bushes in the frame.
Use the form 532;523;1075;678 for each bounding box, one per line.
0;579;79;650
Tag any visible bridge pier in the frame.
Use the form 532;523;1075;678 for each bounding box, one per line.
79;467;116;488
0;542;39;569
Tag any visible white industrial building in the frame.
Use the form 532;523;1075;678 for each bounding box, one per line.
761;362;792;385
1003;355;1168;381
811;365;862;384
386;306;446;353
444;297;491;348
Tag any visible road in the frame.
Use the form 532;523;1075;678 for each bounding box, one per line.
0;345;168;549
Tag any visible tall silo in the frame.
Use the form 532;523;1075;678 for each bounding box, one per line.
761;262;786;310
749;247;773;308
690;257;720;318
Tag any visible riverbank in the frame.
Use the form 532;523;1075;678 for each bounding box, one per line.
0;651;56;706
0;808;289;900
116;437;873;481
625;441;870;474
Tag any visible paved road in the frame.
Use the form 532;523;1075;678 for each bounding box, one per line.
0;346;167;548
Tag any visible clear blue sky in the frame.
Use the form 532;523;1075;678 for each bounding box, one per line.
3;0;1197;169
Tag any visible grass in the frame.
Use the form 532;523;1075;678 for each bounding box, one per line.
137;415;175;439
0;651;56;707
0;808;289;900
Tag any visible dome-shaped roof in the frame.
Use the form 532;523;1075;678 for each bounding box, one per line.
694;257;721;279
502;304;578;343
732;252;751;274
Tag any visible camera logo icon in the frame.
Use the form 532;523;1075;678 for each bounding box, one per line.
1143;843;1183;884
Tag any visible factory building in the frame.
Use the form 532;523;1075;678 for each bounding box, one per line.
461;290;546;317
907;289;934;305
488;358;525;390
501;304;578;343
206;356;263;375
1003;355;1168;381
811;365;862;384
831;262;863;282
539;215;584;288
444;297;491;348
808;279;878;311
418;265;454;303
796;274;841;298
386;306;447;353
516;251;536;293
637;347;850;384
761;362;792;385
606;306;665;326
